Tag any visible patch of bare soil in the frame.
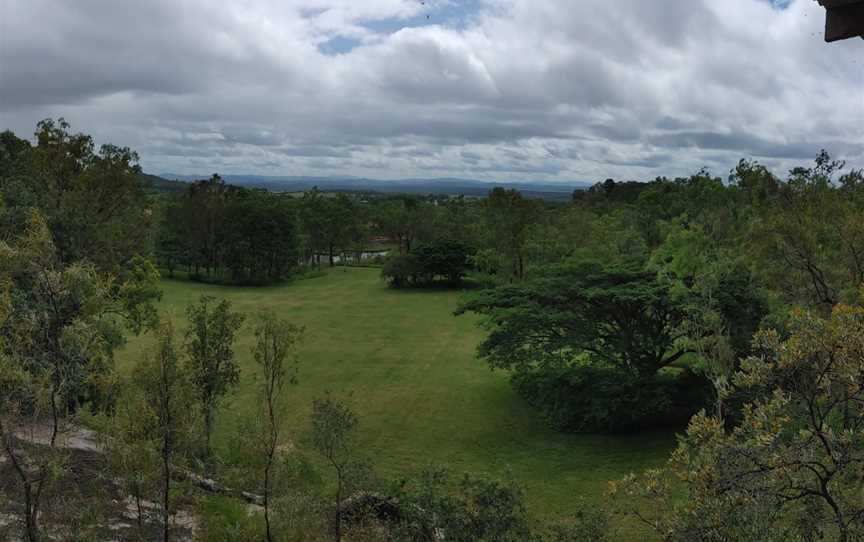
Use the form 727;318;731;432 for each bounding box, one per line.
0;436;199;541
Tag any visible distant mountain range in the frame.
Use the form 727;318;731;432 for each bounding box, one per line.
156;174;592;200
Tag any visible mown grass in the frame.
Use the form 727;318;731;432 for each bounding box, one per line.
116;267;676;536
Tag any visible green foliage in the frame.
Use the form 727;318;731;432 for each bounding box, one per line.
0;121;156;320
299;189;365;267
381;253;421;288
311;396;358;473
184;296;246;457
483;187;538;280
458;258;703;432
390;467;533;542
748;151;864;309
512;365;707;432
615;305;864;541
156;176;301;284
101;380;162;530
545;503;614;542
0;211;138;412
221;191;301;284
311;394;362;542
199;496;265;542
382;239;472;288
130;320;197;540
250;311;304;542
460;259;689;377
374;196;431;255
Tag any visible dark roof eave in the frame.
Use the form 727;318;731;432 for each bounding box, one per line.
819;0;864;42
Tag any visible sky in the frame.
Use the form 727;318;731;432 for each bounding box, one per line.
0;0;862;183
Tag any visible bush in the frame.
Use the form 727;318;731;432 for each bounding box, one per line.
382;254;422;288
389;468;533;542
512;365;709;433
382;239;472;288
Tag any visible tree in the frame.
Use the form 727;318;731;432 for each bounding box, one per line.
0;119;153;275
614;305;864;542
0;213;155;540
650;222;768;420
251;312;304;542
749;151;864;310
311;395;359;542
157;183;301;284
184;295;246;458
483;188;538;281
375;197;429;254
457;259;700;431
459;259;689;378
382;239;471;288
0;347;62;542
320;194;359;267
132;319;196;542
0;122;161;331
221;190;300;283
389;467;534;542
154;197;187;278
102;388;161;533
299;188;330;267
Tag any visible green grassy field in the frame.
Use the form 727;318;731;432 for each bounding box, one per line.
116;267;676;529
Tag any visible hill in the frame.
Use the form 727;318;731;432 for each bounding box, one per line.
138;172;188;194
158;173;590;200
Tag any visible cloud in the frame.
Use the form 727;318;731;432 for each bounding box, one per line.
0;0;861;182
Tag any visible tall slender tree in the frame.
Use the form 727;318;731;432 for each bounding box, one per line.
133;319;195;542
311;396;358;542
251;312;304;542
184;295;245;459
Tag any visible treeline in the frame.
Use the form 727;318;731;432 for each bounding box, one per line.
445;153;864;434
157;175;300;284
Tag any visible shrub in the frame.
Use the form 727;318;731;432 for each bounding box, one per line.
382;254;421;288
382;239;472;288
512;365;709;433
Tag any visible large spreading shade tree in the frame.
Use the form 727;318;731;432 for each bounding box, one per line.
459;259;690;378
458;259;703;431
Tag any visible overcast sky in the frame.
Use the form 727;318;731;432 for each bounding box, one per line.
1;0;862;182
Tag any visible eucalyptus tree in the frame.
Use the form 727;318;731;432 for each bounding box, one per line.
250;312;304;542
184;295;245;459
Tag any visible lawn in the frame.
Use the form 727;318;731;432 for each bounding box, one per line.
116;267;676;532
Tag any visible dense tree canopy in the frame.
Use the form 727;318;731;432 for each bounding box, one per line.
459;259;689;378
156;176;300;284
1;120;152;273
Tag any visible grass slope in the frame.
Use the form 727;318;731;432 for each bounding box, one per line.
116;267;675;523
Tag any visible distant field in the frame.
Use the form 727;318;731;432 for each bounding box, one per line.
116;267;675;534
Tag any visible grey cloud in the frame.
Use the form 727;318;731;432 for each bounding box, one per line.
0;0;861;182
647;131;864;160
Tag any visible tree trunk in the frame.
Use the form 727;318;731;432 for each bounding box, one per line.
24;484;38;542
264;458;273;542
136;494;144;529
162;441;171;542
203;408;212;459
335;476;342;542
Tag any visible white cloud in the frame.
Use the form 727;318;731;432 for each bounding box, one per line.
0;0;861;182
